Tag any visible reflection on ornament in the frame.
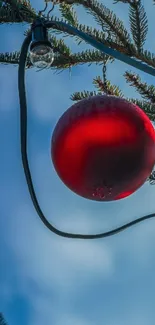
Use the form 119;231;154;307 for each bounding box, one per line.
51;95;155;201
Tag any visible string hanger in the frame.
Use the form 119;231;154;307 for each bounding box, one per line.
102;58;108;94
102;31;112;95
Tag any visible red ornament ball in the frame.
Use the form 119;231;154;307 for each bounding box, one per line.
51;95;155;201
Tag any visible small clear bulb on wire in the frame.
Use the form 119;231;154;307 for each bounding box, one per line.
30;17;55;69
30;43;54;69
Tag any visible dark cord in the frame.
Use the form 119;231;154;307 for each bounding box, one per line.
18;33;155;240
39;2;48;16
47;2;55;20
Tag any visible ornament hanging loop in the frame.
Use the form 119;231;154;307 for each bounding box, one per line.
102;58;108;94
102;31;113;95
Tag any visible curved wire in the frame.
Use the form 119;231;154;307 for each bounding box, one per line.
47;2;55;20
18;32;155;240
38;1;55;20
39;2;48;16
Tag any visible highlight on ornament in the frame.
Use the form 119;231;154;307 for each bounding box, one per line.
51;95;155;202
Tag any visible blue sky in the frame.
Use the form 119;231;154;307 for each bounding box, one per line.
1;0;155;324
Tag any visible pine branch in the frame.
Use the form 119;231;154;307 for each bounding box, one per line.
0;0;37;23
71;76;125;100
128;98;155;120
59;0;133;50
136;48;155;68
49;49;113;69
49;34;72;56
0;47;113;71
58;3;137;55
0;3;20;23
148;170;155;185
0;50;32;68
49;16;155;71
70;90;102;100
51;46;112;70
113;0;139;5
124;71;155;103
15;0;37;19
59;3;79;26
129;0;148;52
93;76;124;96
70;0;133;51
48;18;135;58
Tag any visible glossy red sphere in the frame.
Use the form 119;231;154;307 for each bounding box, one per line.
51;95;155;201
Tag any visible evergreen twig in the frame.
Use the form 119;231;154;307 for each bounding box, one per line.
124;71;155;103
71;0;133;50
59;3;79;26
128;0;148;52
70;90;102;100
93;76;124;96
0;0;37;22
